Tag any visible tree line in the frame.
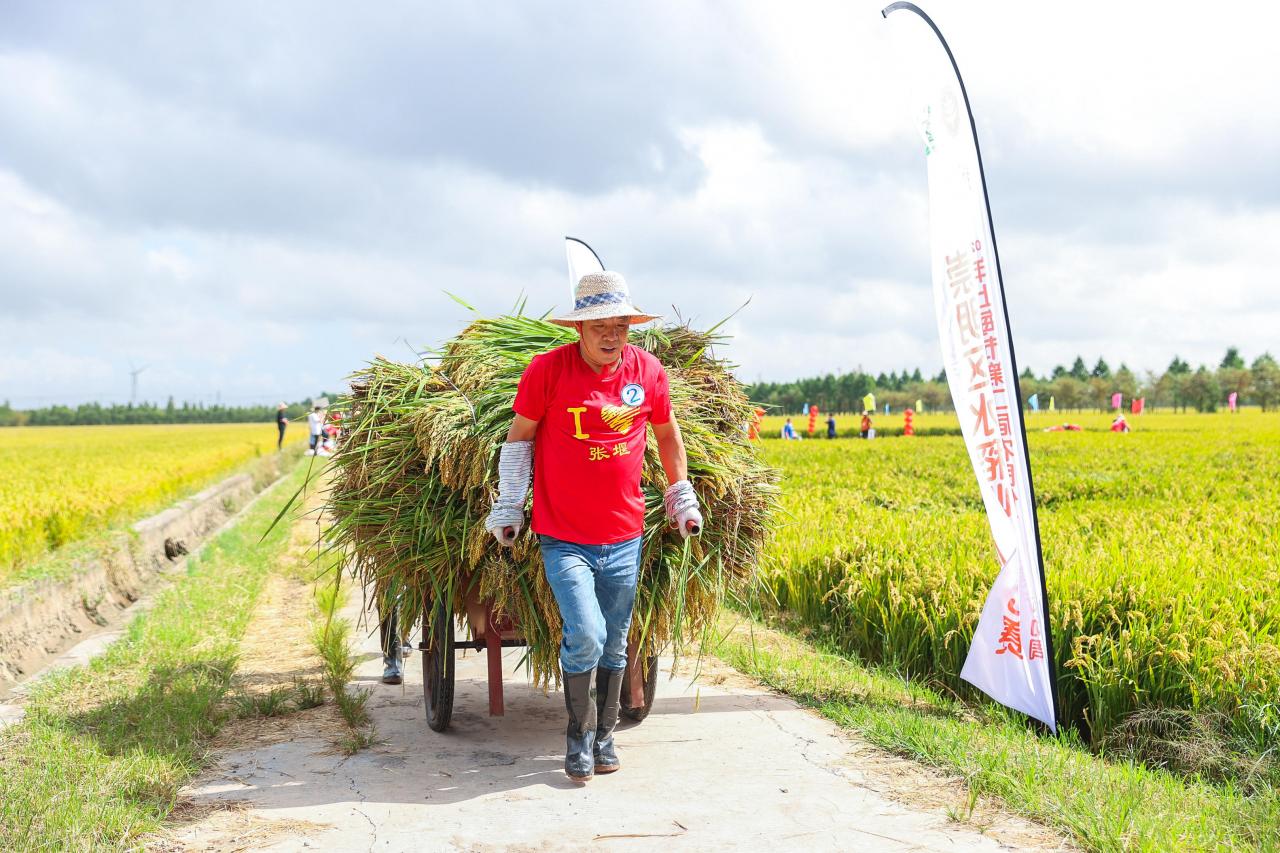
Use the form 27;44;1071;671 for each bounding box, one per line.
0;394;340;427
746;348;1280;414
746;367;953;415
6;345;1278;425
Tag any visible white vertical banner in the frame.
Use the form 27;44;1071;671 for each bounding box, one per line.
565;236;606;303
883;4;1057;730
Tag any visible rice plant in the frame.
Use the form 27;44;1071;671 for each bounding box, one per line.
755;412;1280;781
0;423;304;582
312;314;779;689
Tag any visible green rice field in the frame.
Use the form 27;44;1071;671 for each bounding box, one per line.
754;411;1280;782
0;424;303;585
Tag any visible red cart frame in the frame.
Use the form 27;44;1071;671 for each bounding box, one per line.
419;584;658;732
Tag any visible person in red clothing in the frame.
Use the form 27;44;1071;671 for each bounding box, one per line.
484;271;701;783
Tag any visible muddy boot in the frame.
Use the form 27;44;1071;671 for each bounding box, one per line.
593;667;624;774
562;669;597;782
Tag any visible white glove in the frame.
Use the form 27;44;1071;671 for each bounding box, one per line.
663;479;703;539
484;440;533;546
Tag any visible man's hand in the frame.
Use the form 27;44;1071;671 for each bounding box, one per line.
485;440;533;547
492;519;522;546
663;479;703;539
484;506;524;547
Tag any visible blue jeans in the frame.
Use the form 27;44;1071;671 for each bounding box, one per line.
538;534;642;675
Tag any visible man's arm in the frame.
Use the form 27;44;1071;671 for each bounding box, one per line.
651;417;687;484
485;414;540;546
507;413;539;442
653;416;701;536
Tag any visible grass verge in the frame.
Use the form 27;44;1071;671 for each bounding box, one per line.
713;612;1280;852
0;459;310;851
309;555;378;751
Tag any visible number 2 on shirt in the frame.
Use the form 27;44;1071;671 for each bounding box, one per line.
621;383;645;407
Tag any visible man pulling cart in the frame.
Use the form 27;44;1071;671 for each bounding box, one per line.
485;269;702;782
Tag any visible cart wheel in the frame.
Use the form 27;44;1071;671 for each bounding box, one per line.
621;654;660;722
423;598;454;732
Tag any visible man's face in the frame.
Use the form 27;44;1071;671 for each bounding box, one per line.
576;317;630;367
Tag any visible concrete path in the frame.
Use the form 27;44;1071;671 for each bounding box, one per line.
170;609;1064;852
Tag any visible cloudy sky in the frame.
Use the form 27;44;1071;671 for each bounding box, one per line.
2;2;1277;406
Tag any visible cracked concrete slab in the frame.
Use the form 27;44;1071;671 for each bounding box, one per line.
170;603;1067;852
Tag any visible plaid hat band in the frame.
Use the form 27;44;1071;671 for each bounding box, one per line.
574;291;628;311
550;270;661;327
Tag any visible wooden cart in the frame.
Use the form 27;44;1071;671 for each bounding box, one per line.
419;585;659;732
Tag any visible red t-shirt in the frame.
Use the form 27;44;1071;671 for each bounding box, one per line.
512;342;672;545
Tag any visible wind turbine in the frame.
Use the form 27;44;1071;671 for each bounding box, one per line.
129;362;149;404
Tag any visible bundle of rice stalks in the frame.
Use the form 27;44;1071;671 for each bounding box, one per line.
321;313;778;688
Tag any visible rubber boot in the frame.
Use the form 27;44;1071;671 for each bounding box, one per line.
381;611;403;685
381;646;403;685
562;669;597;781
593;667;624;774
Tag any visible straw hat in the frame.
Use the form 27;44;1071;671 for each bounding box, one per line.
550;271;660;327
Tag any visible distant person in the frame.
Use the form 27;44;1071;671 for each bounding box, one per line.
323;410;342;452
781;417;799;440
1110;414;1131;433
307;405;324;454
860;411;873;439
275;403;289;450
826;414;836;439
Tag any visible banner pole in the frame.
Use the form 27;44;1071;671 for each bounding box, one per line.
565;235;605;269
882;2;1062;725
564;235;607;305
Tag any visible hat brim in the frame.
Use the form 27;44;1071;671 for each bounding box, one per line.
550;304;661;327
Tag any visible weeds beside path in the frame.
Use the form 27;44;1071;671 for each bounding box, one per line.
0;460;315;851
714;612;1280;852
209;474;380;758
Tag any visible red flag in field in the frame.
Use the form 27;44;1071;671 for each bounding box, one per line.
1228;392;1238;412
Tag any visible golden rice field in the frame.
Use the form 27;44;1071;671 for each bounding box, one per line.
755;410;1280;770
0;424;304;585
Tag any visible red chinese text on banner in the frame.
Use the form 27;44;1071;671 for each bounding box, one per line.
884;3;1057;730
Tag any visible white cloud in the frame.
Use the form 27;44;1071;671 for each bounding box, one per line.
0;348;114;396
1;1;1278;406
